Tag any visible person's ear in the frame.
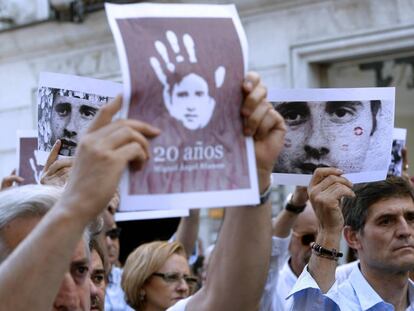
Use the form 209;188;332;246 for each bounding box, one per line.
343;225;362;250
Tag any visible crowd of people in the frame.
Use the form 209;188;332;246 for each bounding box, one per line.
0;70;413;311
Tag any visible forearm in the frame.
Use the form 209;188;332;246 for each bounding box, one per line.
308;229;342;293
188;174;272;311
272;210;297;238
174;209;200;258
0;202;88;311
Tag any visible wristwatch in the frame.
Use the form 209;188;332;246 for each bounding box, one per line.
285;193;306;214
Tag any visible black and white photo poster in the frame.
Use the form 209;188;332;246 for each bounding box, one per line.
36;72;122;165
269;87;395;186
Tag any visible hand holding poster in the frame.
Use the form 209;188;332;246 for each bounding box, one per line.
269;87;395;186
106;3;259;211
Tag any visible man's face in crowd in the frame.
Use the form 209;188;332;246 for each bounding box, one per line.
289;204;318;277
90;249;106;311
352;196;414;274
2;216;91;311
50;94;104;156
168;73;215;130
274;101;374;174
103;211;120;266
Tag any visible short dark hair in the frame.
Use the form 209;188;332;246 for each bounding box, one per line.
369;100;381;136
341;176;414;232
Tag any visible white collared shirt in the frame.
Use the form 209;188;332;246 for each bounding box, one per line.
289;263;414;311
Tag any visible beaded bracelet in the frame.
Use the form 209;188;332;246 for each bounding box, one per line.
311;242;343;261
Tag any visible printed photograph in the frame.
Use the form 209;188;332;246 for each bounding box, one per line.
117;17;249;195
269;88;395;185
38;87;111;156
36;72;122;165
17;132;43;185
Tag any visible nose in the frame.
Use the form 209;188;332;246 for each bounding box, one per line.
176;278;190;295
304;117;330;160
396;218;412;239
53;273;80;311
64;116;78;138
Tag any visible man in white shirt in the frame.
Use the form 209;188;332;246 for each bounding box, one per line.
290;167;414;311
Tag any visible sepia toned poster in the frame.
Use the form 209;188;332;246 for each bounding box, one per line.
36;72;122;165
17;130;43;185
106;3;258;211
269;87;395;186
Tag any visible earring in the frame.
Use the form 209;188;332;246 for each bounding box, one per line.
139;291;146;301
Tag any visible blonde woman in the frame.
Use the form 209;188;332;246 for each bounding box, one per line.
122;241;197;311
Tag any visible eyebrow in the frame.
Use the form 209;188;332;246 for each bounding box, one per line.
325;101;363;109
273;101;309;112
79;105;98;112
71;258;90;267
55;102;71;108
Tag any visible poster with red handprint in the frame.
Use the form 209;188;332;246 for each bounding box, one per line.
106;3;259;211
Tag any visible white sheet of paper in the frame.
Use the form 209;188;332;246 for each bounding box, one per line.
269;87;395;186
115;209;189;222
36;72;122;165
106;3;259;211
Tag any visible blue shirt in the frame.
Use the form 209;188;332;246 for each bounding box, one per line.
289;263;414;311
105;266;134;311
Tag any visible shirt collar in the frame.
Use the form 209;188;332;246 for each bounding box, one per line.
348;264;414;311
407;280;414;310
347;264;386;310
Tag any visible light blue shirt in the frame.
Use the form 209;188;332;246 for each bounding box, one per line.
105;266;134;311
259;236;290;311
289;263;414;311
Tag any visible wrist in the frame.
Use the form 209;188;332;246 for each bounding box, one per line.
257;169;271;193
285;193;307;214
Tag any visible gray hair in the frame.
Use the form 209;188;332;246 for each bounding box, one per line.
0;184;91;262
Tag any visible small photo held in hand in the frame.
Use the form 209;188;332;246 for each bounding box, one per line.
36;72;122;165
388;128;407;177
17;130;43;185
269;87;395;186
106;3;259;211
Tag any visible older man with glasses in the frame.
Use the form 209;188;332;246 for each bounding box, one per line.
260;186;318;311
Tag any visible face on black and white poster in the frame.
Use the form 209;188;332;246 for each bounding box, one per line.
36;72;122;164
269;88;395;185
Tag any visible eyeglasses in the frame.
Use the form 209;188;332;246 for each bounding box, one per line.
292;231;316;246
152;272;198;288
105;227;121;240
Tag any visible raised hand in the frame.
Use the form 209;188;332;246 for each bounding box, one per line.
0;169;24;190
62;95;160;221
240;72;286;191
150;30;225;130
40;140;73;187
308;167;355;233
